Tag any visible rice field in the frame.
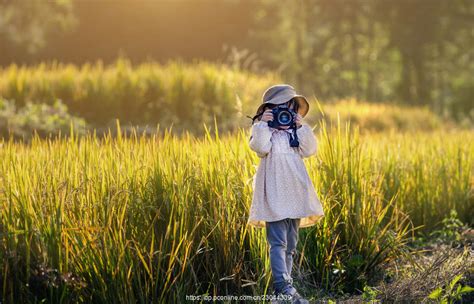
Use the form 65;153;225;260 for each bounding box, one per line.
0;59;280;133
1;118;472;303
0;59;454;137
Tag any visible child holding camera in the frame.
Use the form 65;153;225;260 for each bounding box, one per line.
247;84;324;304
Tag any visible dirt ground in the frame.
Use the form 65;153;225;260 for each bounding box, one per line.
298;228;474;303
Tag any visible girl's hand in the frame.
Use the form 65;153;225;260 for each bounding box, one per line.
295;113;303;128
260;109;274;122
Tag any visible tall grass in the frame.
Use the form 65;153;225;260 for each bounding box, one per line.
0;119;472;302
0;59;455;137
0;58;280;134
311;98;449;133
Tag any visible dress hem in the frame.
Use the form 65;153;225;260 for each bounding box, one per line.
247;213;324;229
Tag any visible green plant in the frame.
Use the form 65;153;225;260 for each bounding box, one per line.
428;274;474;304
431;209;466;243
361;285;380;302
0;98;87;140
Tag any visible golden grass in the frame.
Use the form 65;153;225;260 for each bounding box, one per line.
0;118;472;302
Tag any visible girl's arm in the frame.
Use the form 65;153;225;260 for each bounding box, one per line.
249;120;273;158
296;124;318;158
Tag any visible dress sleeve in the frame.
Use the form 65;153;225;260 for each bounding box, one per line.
249;120;273;158
296;124;318;158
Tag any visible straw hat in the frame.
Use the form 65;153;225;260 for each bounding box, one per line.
256;84;310;117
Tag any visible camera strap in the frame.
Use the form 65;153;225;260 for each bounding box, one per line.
288;124;299;147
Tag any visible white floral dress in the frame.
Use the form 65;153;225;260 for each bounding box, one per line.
247;120;324;228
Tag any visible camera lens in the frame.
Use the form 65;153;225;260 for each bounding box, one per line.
278;111;291;125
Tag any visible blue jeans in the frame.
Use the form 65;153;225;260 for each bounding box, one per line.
265;218;301;295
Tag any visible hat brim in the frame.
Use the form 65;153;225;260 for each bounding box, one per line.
256;94;309;118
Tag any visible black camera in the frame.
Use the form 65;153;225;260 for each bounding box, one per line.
267;105;297;129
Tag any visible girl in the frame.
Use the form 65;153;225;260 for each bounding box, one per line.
247;84;324;303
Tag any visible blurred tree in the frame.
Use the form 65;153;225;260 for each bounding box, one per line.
251;0;397;102
373;0;474;108
0;0;76;54
251;0;474;121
